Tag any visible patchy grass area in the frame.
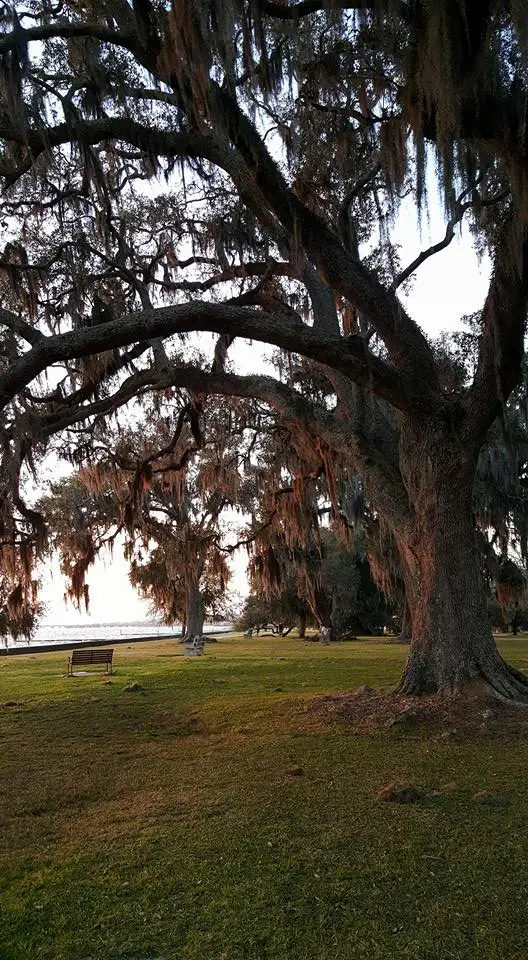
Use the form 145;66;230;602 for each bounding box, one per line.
2;633;528;960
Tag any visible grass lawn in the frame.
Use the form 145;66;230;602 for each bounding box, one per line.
2;633;528;960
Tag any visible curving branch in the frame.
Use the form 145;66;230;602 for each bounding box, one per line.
0;301;423;415
257;1;378;20
0;21;139;57
0;119;224;184
207;81;441;390
390;183;511;293
390;200;473;292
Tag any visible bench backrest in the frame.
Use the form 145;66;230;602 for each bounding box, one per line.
70;649;113;664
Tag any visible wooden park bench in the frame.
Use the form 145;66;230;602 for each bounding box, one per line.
67;648;114;676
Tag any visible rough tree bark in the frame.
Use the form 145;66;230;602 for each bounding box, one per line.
393;423;528;700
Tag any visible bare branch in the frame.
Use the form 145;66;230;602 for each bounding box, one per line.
390;184;511;293
154;260;296;295
221;513;278;554
390;200;472;292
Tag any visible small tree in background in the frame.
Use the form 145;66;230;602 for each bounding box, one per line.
320;532;392;637
0;570;44;645
129;543;230;633
236;588;310;637
40;396;254;636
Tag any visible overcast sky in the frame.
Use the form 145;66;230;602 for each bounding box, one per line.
40;195;492;625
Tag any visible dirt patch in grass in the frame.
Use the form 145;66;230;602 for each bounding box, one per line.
310;686;528;739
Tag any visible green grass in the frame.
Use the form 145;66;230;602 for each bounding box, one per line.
2;633;528;960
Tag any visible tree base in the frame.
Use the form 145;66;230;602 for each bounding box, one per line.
396;654;528;704
312;685;528;735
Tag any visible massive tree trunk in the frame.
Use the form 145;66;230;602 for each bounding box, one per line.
184;578;205;638
394;425;528;700
298;609;307;638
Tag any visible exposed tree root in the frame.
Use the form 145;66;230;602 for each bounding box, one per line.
480;660;528;704
395;649;528;704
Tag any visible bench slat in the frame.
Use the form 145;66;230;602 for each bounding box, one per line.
71;651;113;662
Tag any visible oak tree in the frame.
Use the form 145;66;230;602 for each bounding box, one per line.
2;2;528;697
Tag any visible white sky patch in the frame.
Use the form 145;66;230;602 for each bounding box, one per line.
393;192;491;336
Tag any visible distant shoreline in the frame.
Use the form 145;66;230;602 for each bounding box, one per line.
0;627;232;657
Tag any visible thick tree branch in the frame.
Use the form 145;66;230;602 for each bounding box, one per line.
257;0;377;20
0;302;423;414
302;263;340;337
0;119;223;184
0;307;45;346
207;82;441;390
0;22;139;57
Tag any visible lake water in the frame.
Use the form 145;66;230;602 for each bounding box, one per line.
3;621;232;649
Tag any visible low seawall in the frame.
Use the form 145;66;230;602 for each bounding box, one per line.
0;629;229;657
